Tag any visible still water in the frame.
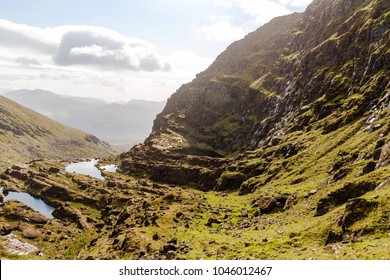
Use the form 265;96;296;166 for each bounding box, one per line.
101;164;117;173
65;159;104;180
0;187;55;218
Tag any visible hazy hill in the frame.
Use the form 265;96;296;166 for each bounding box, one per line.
3;89;166;146
0;96;114;170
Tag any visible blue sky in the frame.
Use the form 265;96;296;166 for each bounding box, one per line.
0;0;312;102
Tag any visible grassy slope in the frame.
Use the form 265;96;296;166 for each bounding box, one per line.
0;96;114;170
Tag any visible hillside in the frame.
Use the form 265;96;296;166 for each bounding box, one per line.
3;89;166;146
0;96;114;170
0;0;389;260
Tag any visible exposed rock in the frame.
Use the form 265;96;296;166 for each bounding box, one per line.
52;206;89;229
375;177;390;191
342;198;376;228
205;218;222;227
166;250;177;260
315;181;376;216
3;201;48;224
0;223;18;235
160;244;177;254
361;161;376;174
20;226;42;239
258;196;279;214
48;167;60;173
216;172;246;191
1;232;38;255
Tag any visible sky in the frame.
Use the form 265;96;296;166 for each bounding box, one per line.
0;0;312;102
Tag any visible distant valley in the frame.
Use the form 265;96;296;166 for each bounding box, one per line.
3;89;166;147
0;96;113;170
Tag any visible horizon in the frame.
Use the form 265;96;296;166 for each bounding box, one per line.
0;0;311;102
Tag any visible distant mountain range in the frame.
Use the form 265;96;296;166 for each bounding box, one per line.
2;89;166;146
0;95;114;170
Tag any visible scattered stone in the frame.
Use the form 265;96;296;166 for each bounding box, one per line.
21;227;42;239
167;237;178;245
160;244;177;254
205;218;221;227
166;250;177;260
239;210;248;217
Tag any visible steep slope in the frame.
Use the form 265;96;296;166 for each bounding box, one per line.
3;89;166;146
113;0;390;259
145;0;389;155
0;96;113;170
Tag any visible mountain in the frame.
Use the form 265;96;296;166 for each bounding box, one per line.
3;89;107;119
117;0;390;257
0;0;389;260
0;96;114;170
3;89;166;146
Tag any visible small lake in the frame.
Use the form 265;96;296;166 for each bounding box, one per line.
65;159;104;180
101;164;117;173
0;187;55;219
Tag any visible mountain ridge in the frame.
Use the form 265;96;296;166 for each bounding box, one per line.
0;95;114;170
3;89;166;145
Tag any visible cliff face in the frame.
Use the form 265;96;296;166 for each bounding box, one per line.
144;0;389;155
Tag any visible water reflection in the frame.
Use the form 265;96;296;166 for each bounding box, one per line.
101;164;117;173
0;187;54;218
65;159;104;180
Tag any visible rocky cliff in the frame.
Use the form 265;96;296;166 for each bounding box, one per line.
143;0;389;155
114;0;390;258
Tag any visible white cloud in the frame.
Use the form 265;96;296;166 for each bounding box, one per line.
53;28;171;71
0;19;171;72
0;19;56;55
15;57;41;66
195;20;246;42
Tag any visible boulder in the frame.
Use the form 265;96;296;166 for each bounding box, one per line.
21;227;42;239
0;223;18;235
258;196;279;214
